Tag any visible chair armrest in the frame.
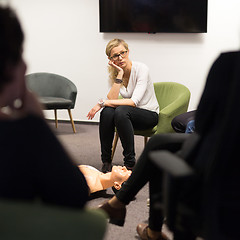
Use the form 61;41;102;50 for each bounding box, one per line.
149;150;194;177
161;88;190;113
156;94;190;134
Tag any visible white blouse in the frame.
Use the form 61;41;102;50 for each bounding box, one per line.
120;61;159;114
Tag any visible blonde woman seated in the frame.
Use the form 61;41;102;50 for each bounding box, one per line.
79;165;131;194
87;39;159;173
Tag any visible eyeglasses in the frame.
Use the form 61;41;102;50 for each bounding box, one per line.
110;51;128;61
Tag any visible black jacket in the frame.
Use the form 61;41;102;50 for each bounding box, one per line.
0;115;89;208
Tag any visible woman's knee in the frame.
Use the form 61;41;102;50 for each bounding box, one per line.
101;107;115;116
100;107;115;121
114;106;132;122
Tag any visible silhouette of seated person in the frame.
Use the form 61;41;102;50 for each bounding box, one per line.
98;50;240;240
0;6;88;208
79;165;131;194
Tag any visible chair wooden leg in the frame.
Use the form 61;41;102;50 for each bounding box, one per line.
111;132;119;160
144;136;148;147
68;109;76;133
54;109;58;128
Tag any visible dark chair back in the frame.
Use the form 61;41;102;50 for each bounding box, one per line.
26;72;78;132
26;72;77;109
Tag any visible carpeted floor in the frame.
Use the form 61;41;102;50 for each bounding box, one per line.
49;120;173;240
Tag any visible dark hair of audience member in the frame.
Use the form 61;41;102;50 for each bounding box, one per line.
0;6;24;91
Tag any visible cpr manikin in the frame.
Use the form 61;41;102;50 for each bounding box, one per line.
79;165;132;193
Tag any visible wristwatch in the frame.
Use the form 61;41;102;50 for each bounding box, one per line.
98;99;105;108
115;78;123;84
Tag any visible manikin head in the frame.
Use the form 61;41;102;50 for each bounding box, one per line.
110;166;132;190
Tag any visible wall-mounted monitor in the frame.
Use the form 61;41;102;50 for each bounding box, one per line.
99;0;208;33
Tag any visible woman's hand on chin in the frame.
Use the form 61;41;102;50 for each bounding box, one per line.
108;61;124;77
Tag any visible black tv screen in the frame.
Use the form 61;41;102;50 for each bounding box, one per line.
99;0;208;33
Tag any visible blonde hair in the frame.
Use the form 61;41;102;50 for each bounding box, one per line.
105;39;129;85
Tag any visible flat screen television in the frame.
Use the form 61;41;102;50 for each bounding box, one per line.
99;0;208;33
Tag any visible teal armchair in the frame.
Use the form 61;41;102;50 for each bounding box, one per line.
0;200;107;240
112;82;191;159
26;72;77;133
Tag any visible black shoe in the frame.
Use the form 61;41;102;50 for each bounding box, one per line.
101;162;112;173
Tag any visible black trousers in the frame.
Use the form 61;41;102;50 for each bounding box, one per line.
116;133;189;231
99;106;158;167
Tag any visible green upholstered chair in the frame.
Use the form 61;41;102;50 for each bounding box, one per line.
112;82;191;159
0;200;107;240
26;72;77;133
